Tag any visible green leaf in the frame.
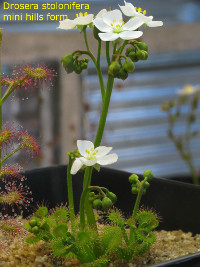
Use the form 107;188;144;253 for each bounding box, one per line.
53;223;69;238
35;206;48;218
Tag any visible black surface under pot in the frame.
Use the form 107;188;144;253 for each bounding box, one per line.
23;165;200;266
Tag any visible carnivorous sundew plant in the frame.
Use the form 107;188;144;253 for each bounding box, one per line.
162;84;200;185
26;2;163;265
0;28;55;218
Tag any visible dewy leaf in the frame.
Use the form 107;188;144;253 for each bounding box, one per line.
53;223;69;238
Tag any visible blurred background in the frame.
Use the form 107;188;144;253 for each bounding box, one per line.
1;0;200;178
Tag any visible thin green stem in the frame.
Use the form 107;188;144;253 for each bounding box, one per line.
67;156;75;231
97;40;105;101
132;179;147;220
83;29;105;101
1;75;29;104
0;146;22;165
117;40;128;54
79;167;93;229
94;76;114;148
106;42;111;65
130;178;148;239
112;41;117;54
88;186;107;197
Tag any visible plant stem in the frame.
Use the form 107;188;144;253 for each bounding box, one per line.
67;156;75;231
94;76;114;147
106;42;111;65
83;29;105;101
0;146;22;164
81;76;114;229
117;40;128;54
132;178;148;220
130;178;148;240
1;75;29;104
79;167;93;229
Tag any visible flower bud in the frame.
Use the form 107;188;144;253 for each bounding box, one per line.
106;191;117;204
32;226;39;234
102;197;113;211
81;62;88;70
125;47;132;57
93;199;102;210
136;50;148;60
128;51;138;62
143;181;150;189
118;69;128;80
143;170;153;181
29;218;37;227
108;61;121;77
129;174;139;184
124;59;135;73
61;54;74;68
82;57;89;63
131;185;138;194
74;64;82;74
136;42;148;51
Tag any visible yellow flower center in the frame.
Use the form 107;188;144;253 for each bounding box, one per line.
85;148;98;159
110;19;125;33
76;12;88;18
134;6;146;15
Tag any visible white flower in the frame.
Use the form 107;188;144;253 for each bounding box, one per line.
119;1;163;27
57;12;94;30
93;9;143;41
71;140;118;175
176;85;199;96
96;9;107;18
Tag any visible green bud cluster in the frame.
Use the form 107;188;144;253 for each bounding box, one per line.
129;171;153;195
61;54;89;74
67;149;80;160
26;207;49;235
129;174;140;194
125;41;148;63
108;58;135;80
89;189;117;212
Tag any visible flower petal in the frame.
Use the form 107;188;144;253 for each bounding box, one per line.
119;30;143;40
136;14;153;24
96;9;107;18
79;157;97;166
57;19;76;30
98;32;119;41
95;146;113;158
102;10;122;26
70;158;83;175
122;17;144;31
97;153;118;165
77;140;94;157
147;21;163;27
74;14;94;25
93;17;112;33
119;1;136;17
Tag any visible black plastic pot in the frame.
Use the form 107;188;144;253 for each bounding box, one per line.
23;165;200;266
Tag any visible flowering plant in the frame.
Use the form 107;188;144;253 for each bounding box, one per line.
162;84;200;184
27;2;163;265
